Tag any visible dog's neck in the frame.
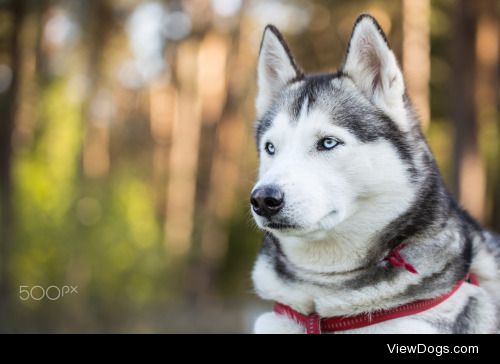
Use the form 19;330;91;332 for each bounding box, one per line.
253;167;480;316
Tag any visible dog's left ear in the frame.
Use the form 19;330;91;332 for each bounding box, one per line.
342;15;405;118
256;25;302;119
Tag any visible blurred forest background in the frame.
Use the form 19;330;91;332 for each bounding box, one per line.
0;0;499;333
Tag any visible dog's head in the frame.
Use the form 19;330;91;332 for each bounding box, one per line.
251;15;426;245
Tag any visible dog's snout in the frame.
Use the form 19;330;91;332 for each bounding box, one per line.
250;185;284;217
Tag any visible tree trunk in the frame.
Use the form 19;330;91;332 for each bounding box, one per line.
403;0;430;129
474;0;498;228
493;5;500;231
451;0;485;222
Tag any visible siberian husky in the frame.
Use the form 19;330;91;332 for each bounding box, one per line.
250;14;500;334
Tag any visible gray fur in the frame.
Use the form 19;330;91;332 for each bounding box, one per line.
453;297;478;333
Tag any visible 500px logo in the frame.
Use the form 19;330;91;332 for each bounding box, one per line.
19;285;78;301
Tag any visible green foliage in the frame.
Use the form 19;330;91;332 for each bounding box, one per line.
9;79;173;330
13;79;82;287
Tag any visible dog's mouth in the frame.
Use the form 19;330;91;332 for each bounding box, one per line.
264;222;300;231
261;210;338;234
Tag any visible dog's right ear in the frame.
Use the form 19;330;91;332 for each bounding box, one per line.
256;25;302;119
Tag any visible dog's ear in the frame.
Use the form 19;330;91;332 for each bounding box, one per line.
256;25;302;119
342;15;405;117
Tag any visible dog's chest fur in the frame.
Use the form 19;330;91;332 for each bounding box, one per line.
252;232;500;334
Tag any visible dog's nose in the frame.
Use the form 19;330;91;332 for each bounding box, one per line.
250;185;284;217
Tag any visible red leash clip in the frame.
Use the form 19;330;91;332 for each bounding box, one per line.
385;244;418;274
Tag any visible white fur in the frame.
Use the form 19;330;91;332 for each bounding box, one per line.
254;312;305;334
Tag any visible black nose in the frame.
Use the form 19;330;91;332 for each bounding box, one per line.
250;185;284;217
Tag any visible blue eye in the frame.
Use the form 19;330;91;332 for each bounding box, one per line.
265;142;275;155
317;137;341;151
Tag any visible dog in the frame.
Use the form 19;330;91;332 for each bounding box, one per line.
249;14;500;334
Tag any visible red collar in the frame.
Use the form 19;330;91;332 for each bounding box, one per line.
274;274;477;334
273;245;479;334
